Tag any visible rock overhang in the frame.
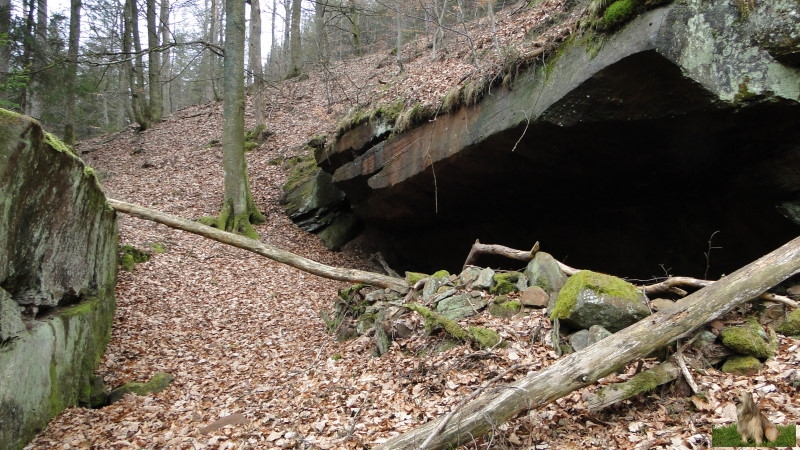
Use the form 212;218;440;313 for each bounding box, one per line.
319;0;800;277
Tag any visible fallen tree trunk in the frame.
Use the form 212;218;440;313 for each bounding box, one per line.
377;236;800;449
106;199;410;293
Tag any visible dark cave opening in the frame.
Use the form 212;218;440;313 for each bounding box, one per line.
366;102;800;280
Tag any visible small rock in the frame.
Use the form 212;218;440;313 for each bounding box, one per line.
472;268;495;290
519;286;549;308
649;298;675;312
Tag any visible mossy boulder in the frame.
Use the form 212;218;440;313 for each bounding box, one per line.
488;296;522;318
550;270;649;332
490;272;522;295
720;319;776;359
721;355;764;376
776;308;800;336
468;326;502;349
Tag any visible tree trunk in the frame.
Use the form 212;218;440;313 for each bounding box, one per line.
146;0;162;122
26;0;46;119
106;199;410;293
377;236;800;449
160;0;171;115
62;0;80;145
216;0;265;238
248;0;265;127
124;0;151;130
349;0;362;57
285;0;302;78
0;0;10;79
314;0;329;64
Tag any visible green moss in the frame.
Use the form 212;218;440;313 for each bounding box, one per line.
118;245;150;272
405;304;468;341
149;242;167;254
107;372;174;404
197;199;261;239
82;166;95;179
282;154;318;193
550;270;640;320
431;270;450;279
394;103;436;134
720;319;775;359
468;326;502;349
712;423;795;447
43;131;75;155
334;100;405;139
405;272;428;284
720;355;763;375
734;76;758;102
490;272;521;295
489;298;522;318
462;77;491;106
776;308;800;336
441;87;462;113
600;0;638;29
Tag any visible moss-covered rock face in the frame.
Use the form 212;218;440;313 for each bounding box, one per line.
280;152;359;250
550;270;649;332
0;109;117;450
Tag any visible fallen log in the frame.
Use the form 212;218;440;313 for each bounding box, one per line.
106;199;410;293
377;236;800;449
585;359;681;411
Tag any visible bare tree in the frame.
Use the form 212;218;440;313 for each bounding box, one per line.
285;0;302;78
202;0;266;237
248;0;265;127
62;0;80;145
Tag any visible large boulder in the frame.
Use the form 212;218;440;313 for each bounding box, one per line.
550;270;650;332
0;109;117;450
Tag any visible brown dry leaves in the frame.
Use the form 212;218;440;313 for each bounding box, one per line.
25;1;800;449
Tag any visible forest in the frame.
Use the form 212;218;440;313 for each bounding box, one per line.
3;0;800;448
0;0;502;140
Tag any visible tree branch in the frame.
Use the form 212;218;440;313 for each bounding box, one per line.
106;199;410;293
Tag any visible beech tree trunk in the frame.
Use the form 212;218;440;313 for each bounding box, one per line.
217;0;266;238
248;0;265;127
62;0;80;145
107;199;410;293
377;236;800;449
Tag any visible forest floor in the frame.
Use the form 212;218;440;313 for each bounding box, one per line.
27;1;800;448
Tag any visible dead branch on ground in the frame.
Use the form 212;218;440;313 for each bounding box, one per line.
107;199;410;293
376;236;800;449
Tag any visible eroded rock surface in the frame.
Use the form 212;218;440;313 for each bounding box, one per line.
318;0;800;277
0;110;117;450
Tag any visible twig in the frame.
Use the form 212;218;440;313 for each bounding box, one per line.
675;348;698;394
418;363;530;450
